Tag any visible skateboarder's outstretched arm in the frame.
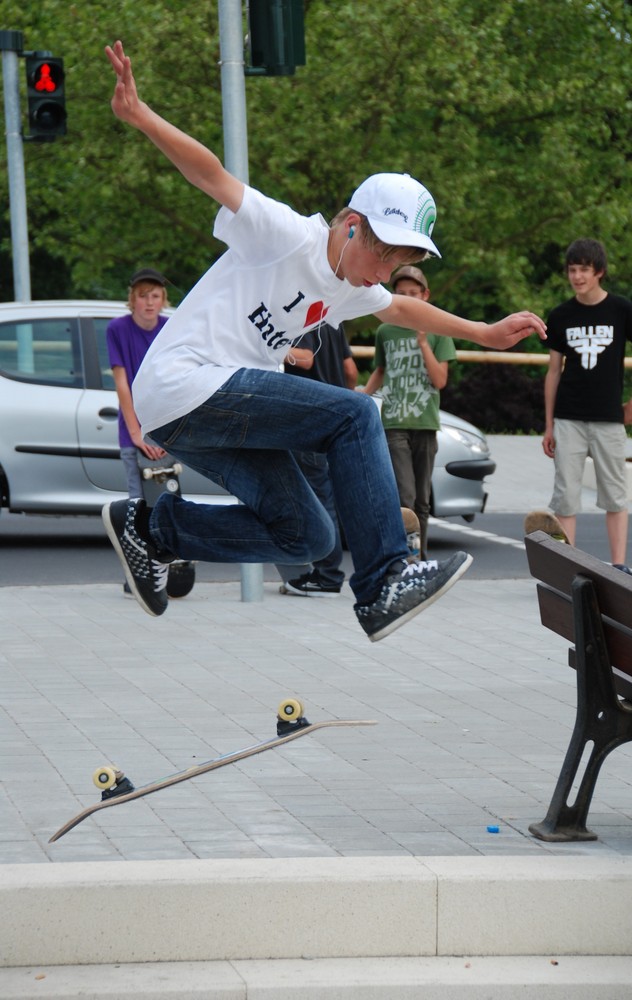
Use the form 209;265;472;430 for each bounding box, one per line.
105;40;244;214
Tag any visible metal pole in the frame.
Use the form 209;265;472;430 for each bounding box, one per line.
218;0;250;183
1;30;31;301
218;0;264;602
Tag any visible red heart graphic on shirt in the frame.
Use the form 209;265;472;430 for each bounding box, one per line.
304;301;329;327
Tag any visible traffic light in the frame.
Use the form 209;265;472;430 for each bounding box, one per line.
247;0;306;77
25;53;66;141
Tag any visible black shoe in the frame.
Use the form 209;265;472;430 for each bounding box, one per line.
355;552;473;642
282;571;342;598
102;498;169;617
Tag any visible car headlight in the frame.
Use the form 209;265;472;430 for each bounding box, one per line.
443;426;489;455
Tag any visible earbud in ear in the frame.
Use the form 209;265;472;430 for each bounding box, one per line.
348;226;355;239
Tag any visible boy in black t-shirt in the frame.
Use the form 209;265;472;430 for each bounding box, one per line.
277;324;358;597
543;238;632;570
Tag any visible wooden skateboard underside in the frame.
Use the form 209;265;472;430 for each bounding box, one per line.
49;718;376;843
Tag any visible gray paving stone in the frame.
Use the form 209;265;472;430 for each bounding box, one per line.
1;436;632;863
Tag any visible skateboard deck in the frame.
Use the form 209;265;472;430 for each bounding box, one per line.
49;701;376;843
137;453;196;597
524;509;570;544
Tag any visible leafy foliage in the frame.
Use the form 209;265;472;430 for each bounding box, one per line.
1;0;631;327
441;362;546;434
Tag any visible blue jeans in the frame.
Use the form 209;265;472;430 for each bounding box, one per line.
276;449;344;588
120;446;143;499
147;368;409;604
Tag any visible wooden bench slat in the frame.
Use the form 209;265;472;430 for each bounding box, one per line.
536;584;632;687
525;531;632;626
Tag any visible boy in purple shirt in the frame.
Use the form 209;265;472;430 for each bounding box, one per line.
106;268;170;498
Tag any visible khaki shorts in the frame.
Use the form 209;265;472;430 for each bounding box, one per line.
550;418;628;515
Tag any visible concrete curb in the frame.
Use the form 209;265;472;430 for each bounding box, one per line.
3;957;632;999
2;856;632;968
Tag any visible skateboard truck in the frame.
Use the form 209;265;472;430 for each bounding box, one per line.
142;462;183;492
92;766;136;801
276;697;311;736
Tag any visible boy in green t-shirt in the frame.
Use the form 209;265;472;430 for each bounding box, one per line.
364;265;456;558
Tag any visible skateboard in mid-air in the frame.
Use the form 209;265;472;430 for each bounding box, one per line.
49;700;376;843
137;452;196;598
524;509;570;544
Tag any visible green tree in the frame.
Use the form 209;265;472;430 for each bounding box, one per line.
1;0;631;323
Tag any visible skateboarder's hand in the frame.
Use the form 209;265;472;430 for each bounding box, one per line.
484;312;547;350
105;40;145;127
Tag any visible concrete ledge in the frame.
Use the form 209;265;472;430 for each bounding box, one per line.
427;857;632;957
2;857;632;969
3;957;632;1000
1;857;436;967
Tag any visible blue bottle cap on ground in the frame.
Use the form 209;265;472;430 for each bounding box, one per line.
487;825;500;834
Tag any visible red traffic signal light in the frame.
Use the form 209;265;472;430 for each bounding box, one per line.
25;54;66;140
31;61;62;93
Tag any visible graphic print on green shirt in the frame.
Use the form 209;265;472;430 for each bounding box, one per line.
374;324;456;430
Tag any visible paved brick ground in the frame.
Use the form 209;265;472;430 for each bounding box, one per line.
2;575;632;864
1;435;631;864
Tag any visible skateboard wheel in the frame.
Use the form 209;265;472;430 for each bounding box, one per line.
166;477;179;493
172;463;183;476
92;766;118;790
278;698;304;722
142;467;154;480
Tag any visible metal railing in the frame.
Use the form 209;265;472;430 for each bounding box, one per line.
351;347;632;367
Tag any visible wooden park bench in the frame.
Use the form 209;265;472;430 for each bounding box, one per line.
525;530;632;842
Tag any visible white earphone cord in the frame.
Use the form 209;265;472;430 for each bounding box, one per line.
289;224;350;362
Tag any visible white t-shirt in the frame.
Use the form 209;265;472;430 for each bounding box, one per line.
133;185;392;436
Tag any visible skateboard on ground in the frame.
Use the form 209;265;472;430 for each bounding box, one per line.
524;509;570;544
137;452;196;598
49;700;376;843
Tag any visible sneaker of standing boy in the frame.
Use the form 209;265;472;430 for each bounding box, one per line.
406;532;421;557
281;570;342;598
355;551;473;642
102;498;171;616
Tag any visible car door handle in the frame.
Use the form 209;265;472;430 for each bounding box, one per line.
98;407;119;419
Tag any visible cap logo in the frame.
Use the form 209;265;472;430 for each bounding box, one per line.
415;193;436;236
384;207;408;224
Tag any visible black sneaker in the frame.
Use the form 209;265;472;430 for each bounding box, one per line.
102;498;170;617
355;552;473;642
281;571;342;598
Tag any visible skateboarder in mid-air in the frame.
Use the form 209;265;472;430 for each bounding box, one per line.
101;40;546;641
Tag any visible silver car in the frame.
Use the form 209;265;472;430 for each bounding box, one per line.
0;300;494;518
369;394;495;522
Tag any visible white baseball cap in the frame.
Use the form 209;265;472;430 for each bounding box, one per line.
348;173;441;258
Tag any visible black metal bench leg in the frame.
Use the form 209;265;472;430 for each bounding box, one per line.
530;576;632;842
